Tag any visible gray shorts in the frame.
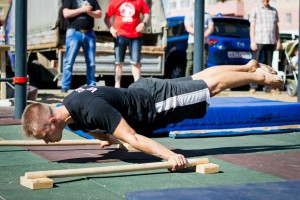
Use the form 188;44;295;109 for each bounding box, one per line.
129;77;210;127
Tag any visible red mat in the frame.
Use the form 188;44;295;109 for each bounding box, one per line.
22;145;204;163
213;152;300;180
0;117;21;125
22;145;161;163
0;107;21;125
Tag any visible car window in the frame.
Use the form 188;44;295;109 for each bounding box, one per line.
280;33;299;43
167;19;187;37
213;21;250;38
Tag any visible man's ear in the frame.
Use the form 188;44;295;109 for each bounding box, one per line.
49;117;58;124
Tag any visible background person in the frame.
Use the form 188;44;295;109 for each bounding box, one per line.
248;0;281;94
184;1;214;77
104;0;150;88
61;0;102;93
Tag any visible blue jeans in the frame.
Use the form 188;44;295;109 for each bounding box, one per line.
114;36;142;64
61;28;96;89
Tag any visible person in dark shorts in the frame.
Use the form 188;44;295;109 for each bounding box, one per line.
21;59;283;171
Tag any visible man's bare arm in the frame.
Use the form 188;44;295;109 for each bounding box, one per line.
63;3;92;18
112;117;187;171
87;9;102;18
185;23;194;35
87;131;120;147
63;3;101;19
250;22;257;51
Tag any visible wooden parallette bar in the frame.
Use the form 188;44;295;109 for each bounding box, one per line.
0;139;115;146
20;158;210;189
0;139;136;151
25;158;209;179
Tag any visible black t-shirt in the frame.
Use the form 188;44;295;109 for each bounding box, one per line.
63;86;156;135
62;0;101;30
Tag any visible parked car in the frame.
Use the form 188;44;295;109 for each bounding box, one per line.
280;30;299;43
206;17;252;67
165;16;188;78
165;16;252;78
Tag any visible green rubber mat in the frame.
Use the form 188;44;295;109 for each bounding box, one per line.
0;125;299;199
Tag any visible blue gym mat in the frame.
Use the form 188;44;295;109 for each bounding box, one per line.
125;180;300;200
64;97;300;139
153;97;300;138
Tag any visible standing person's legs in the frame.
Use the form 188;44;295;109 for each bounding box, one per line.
264;44;276;66
204;43;209;68
61;29;82;92
129;37;142;82
249;44;263;93
263;44;277;93
114;36;128;88
185;43;194;76
82;30;97;86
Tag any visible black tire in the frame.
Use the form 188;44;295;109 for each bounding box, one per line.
164;52;186;79
28;60;57;89
28;60;42;88
286;82;297;96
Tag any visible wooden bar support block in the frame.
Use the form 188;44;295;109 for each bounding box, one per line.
20;176;53;190
196;163;220;174
117;142;137;151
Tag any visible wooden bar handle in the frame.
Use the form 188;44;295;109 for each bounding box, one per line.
0;139;121;146
25;158;209;179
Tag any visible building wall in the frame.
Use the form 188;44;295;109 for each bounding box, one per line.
165;0;299;34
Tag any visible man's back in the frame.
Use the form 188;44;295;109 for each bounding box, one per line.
63;86;156;134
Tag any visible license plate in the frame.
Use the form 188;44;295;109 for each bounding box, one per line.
228;51;252;59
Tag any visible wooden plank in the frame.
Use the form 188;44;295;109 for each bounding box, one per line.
170;124;300;137
20;158;212;189
0;139;135;151
25;158;209;179
20;176;53;190
196;163;220;174
117;142;137;151
0;139;109;146
0;45;10;100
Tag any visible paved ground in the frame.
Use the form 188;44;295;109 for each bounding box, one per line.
0;89;299;199
218;90;298;103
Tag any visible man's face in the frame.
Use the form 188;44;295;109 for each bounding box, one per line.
34;123;63;143
261;0;270;7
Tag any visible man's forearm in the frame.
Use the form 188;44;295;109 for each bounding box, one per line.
127;133;175;160
63;8;84;18
112;118;174;160
104;16;112;28
87;10;102;18
142;13;150;24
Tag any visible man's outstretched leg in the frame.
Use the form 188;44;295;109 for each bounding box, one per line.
191;59;276;80
191;60;283;97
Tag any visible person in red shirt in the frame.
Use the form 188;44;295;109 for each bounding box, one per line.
105;0;150;88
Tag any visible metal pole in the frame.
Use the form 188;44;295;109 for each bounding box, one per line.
14;0;27;119
193;0;204;74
